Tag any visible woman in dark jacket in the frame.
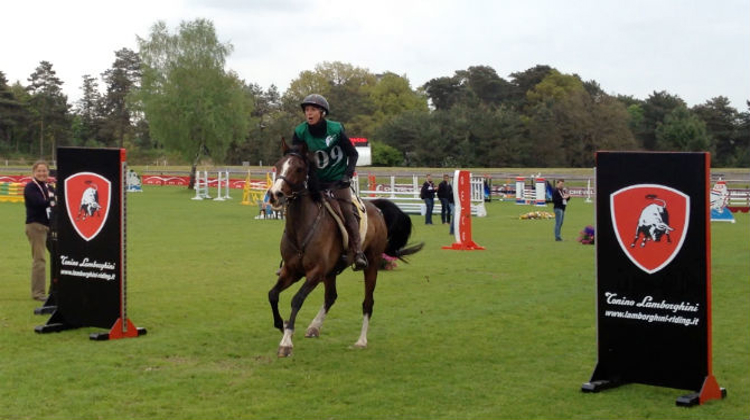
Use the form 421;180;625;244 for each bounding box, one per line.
24;160;55;301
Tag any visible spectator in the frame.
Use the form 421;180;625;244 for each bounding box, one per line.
552;179;571;241
420;174;436;225
23;160;55;301
437;174;453;225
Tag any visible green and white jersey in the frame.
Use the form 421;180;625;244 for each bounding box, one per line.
294;120;348;183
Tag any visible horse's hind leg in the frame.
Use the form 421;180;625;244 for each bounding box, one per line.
306;275;337;338
354;266;378;349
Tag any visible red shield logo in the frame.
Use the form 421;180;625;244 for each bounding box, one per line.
65;172;111;241
610;184;690;274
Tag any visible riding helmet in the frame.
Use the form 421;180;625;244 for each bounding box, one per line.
300;94;330;115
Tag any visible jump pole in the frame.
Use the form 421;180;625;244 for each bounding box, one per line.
443;170;484;251
515;176;525;205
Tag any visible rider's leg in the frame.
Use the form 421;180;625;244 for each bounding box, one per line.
333;187;368;270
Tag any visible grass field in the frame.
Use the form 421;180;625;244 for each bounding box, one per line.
1;186;748;419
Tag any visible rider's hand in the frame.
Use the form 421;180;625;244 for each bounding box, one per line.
340;175;351;186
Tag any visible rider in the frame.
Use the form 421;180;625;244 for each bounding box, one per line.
291;94;368;271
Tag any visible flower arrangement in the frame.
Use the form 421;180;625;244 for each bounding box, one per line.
577;225;595;245
380;253;398;270
519;211;555;220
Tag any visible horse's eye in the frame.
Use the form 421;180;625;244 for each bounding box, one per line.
296;167;304;173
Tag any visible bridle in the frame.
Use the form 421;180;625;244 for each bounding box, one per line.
276;151;309;199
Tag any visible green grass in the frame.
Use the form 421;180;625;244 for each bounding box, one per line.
1;186;748;419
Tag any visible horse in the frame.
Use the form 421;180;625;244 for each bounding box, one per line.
266;138;423;357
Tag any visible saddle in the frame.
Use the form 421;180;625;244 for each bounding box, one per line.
322;192;368;251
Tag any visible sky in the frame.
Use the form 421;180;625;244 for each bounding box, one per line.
2;0;749;110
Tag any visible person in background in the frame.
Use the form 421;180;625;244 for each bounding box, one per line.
552;179;571;241
24;160;55;301
291;94;367;270
262;190;274;218
437;174;453;225
420;174;436;225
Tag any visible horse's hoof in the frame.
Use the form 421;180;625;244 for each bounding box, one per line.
352;341;367;349
277;346;293;357
305;327;320;338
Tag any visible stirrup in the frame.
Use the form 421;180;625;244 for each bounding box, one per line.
352;252;368;271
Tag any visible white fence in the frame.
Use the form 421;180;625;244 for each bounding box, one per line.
354;174;487;216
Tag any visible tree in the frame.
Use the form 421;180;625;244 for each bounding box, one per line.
733;102;750;166
74;74;102;146
508;64;554;109
423;75;467;110
692;96;739;166
101;48;141;148
0;71;26;153
371;141;402;166
526;70;585;104
359;72;427;138
640;91;686;150
137;19;252;184
457;65;514;108
26;61;72;160
655;106;711;152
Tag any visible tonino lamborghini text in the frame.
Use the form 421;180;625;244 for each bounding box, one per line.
60;255;116;271
59;255;117;281
604;310;700;327
604;292;700;313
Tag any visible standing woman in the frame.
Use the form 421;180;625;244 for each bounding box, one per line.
437;174;453;225
552;179;570;242
420;174;436;225
24;160;55;301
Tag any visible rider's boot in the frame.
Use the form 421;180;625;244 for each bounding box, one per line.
344;205;368;271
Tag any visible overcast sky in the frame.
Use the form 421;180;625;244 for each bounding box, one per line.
2;0;748;110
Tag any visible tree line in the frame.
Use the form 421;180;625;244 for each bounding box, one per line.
1;18;748;170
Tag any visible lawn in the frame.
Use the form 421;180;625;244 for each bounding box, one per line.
1;185;748;419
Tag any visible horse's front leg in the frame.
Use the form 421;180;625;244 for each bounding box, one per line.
278;278;320;357
354;264;378;349
305;275;338;338
268;268;301;332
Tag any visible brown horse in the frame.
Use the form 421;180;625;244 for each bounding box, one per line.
267;139;423;357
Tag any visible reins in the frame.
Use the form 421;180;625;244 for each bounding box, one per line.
279;151;325;261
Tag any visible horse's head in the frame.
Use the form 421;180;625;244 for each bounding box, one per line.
267;138;310;209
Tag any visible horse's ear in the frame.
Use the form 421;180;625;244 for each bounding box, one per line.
298;140;308;155
281;137;290;154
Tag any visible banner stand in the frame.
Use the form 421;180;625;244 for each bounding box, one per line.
90;318;147;341
675;375;726;407
582;152;725;407
35;147;146;341
443;170;484;251
34;191;61;316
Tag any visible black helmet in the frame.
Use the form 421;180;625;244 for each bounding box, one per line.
300;94;329;115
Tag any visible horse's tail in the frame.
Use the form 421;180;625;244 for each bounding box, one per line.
371;198;424;262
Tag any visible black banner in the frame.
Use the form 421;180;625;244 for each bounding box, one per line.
38;148;124;330
584;151;723;405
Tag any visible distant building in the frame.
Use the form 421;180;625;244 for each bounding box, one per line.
350;137;371;166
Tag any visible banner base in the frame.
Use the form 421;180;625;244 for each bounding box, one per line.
33;305;57;316
581;379;622;393
676;375;726;407
34;310;78;333
442;241;485;250
89;318;147;341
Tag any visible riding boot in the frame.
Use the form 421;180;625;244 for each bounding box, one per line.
344;205;368;271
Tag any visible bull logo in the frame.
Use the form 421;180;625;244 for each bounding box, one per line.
65;172;111;241
610;184;690;274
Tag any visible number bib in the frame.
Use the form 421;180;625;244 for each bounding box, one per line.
294;121;348;183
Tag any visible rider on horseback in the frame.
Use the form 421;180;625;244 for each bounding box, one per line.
292;94;368;271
